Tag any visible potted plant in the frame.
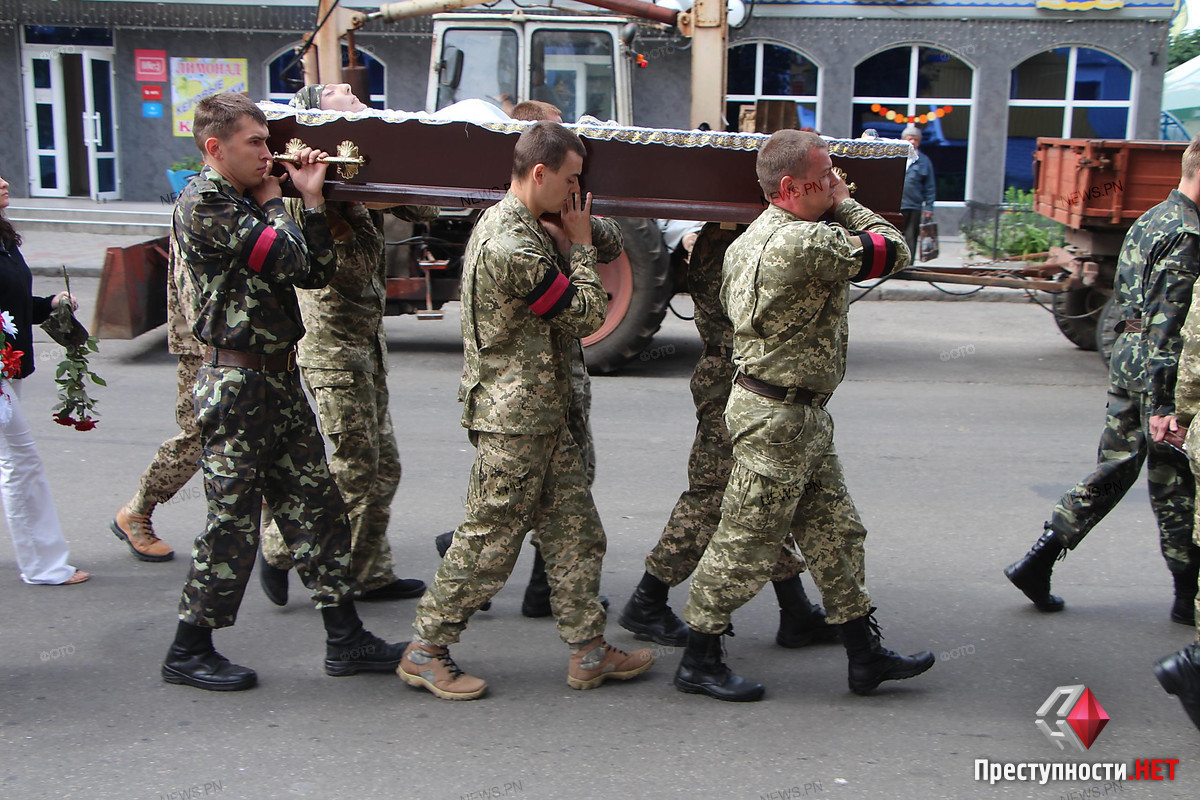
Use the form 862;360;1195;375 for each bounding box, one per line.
166;155;203;197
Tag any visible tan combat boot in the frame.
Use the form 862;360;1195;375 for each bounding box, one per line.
111;507;174;562
397;641;487;701
567;637;655;690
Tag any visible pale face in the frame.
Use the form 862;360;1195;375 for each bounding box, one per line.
206;117;273;193
321;83;367;113
903;134;921;150
538;150;584;211
0;173;9;211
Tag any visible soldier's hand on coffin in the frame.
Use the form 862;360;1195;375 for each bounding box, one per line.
538;213;572;256
561;191;593;247
281;146;329;209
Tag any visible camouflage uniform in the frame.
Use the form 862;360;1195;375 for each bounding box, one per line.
260;201;437;592
175;165;354;628
644;222;807;587
683;200;909;633
1047;189;1199;576
128;235;203;516
412;191;617;646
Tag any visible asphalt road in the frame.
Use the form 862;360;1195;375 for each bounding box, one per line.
2;278;1197;800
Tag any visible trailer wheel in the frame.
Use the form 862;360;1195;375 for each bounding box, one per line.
582;217;672;374
1051;286;1105;351
1095;297;1120;368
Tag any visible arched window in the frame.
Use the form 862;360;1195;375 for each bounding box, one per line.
1005;47;1132;191
725;42;818;132
265;44;386;108
852;45;973;202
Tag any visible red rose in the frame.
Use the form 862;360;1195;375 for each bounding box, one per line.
54;413;75;426
1;344;24;379
74;418;97;431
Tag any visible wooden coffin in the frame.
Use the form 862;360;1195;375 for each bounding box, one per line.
262;104;910;223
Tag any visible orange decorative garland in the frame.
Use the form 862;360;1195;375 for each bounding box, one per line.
869;103;955;125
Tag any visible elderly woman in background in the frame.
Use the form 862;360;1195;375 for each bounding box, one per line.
0;171;88;586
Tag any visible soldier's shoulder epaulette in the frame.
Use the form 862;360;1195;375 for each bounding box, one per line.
190;174;220;196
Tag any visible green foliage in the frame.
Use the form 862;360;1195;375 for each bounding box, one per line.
51;335;104;431
962;187;1066;259
169;155;203;172
1170;30;1200;70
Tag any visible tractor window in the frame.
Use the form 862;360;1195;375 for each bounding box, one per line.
436;28;518;112
530;30;616;123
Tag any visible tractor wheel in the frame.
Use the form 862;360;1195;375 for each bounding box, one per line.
1095;297;1120;368
1051;286;1106;351
582;217;673;374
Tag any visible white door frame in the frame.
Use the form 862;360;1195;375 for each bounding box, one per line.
21;42;120;199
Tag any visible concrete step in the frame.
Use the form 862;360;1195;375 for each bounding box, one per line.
7;201;171;236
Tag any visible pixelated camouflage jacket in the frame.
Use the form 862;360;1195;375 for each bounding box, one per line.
283;200;437;373
690;222;745;348
458;191;613;434
166;232;202;357
1109;189;1200;416
175;165;335;354
722;199;910;394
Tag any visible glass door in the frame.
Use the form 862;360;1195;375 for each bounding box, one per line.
82;50;119;200
22;47;69;197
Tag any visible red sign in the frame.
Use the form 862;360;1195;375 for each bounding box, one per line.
135;50;167;82
141;85;163;101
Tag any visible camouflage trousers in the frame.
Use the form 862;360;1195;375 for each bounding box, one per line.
1048;387;1198;573
260;367;401;592
1182;418;1200;636
684;388;871;632
129;353;203;515
645;349;807;587
568;345;596;487
413;427;607;646
178;364;354;628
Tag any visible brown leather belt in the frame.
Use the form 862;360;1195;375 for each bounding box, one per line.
735;372;831;407
1115;319;1142;334
203;346;297;372
703;343;732;359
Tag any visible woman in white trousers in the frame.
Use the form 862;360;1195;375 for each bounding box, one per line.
0;171;88;585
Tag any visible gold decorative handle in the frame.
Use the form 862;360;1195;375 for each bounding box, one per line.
273;138;365;180
832;167;857;195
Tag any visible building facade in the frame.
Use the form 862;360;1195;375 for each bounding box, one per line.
0;0;1181;219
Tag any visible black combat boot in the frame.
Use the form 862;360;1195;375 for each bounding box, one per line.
773;576;840;648
321;601;408;677
619;571;689;647
258;550;289;607
520;546;607;618
1153;643;1200;731
673;628;764;702
1170;563;1199;626
435;531;489;611
1004;528;1066;612
521;549;553;618
840;610;935;695
162;621;257;691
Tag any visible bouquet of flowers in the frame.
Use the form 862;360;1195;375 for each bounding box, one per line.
41;268;105;431
0;309;23;424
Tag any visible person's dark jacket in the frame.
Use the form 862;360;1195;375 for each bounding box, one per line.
901;150;936;212
0;236;53;378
